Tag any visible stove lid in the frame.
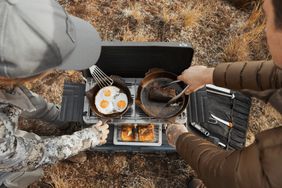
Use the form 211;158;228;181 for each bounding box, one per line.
86;41;194;78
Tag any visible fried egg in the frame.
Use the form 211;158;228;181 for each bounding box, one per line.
97;86;120;99
95;86;128;115
113;93;128;112
95;98;115;114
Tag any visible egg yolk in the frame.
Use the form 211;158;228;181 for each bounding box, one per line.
100;100;109;109
103;89;111;97
117;100;126;109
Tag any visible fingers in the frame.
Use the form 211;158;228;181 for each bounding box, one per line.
185;87;194;95
100;123;109;131
99;129;109;145
90;121;110;146
177;75;184;81
100;129;109;142
178;72;193;95
95;120;103;127
97;124;109;136
166;124;174;133
178;66;213;95
94;121;109;130
166;129;177;147
166;124;189;147
166;124;178;146
185;85;205;95
104;129;110;136
166;132;175;147
97;123;109;145
100;140;107;145
177;74;188;85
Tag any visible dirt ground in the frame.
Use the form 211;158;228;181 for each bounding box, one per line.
20;0;281;187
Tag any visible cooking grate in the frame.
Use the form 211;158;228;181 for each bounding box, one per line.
83;78;187;125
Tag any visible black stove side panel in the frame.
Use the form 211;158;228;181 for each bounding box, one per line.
84;42;194;78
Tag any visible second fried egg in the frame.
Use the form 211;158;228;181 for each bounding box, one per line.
113;93;128;112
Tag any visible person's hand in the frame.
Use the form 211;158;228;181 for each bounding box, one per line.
166;124;188;147
177;66;214;95
91;121;109;145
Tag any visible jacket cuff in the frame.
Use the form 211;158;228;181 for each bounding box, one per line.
176;132;194;152
214;62;247;90
213;63;230;88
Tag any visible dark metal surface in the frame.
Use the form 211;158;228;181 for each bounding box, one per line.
136;69;188;119
59;82;85;122
83;42;194;78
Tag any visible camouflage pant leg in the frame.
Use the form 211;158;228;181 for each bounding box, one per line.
20;87;63;126
0;172;10;186
0;131;43;188
1;168;43;188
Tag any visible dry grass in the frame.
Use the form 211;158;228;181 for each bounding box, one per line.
180;1;211;29
49;165;73;188
123;2;144;24
182;8;202;28
32;153;193;188
122;26;155;42
160;7;179;25
223;2;267;62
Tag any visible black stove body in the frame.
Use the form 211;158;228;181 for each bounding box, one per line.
59;42;251;153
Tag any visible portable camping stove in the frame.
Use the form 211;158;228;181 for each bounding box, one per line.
60;42;250;152
83;77;188;148
60;41;194;152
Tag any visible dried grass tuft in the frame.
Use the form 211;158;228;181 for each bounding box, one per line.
49;165;72;188
122;26;154;42
181;5;203;28
160;7;179;25
123;3;144;23
223;2;266;62
224;36;251;61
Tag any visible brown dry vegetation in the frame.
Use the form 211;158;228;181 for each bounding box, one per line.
22;0;282;187
222;3;267;61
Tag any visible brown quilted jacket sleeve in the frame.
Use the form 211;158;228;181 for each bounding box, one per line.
213;60;282;113
176;126;282;188
213;61;282;91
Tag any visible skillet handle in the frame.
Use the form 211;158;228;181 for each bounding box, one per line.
135;98;142;106
145;68;165;76
100;118;110;125
110;75;125;85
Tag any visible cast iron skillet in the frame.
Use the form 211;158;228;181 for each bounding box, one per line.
135;68;189;120
86;75;133;120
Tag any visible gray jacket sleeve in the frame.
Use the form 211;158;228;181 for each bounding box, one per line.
19;86;62;124
0;104;101;172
